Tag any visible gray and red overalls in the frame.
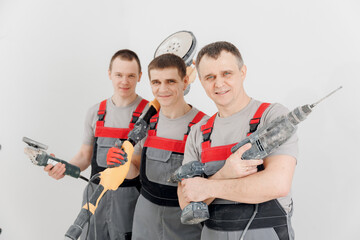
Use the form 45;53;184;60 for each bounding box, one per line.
132;110;205;240
200;103;292;240
82;98;148;240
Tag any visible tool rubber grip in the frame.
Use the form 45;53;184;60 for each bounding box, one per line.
50;156;81;178
64;208;92;239
37;153;81;178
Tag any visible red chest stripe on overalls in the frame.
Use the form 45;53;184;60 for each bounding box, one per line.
201;103;270;163
94;99;149;139
144;136;187;153
201;143;238;163
144;111;206;153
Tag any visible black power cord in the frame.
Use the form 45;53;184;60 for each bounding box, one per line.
239;204;259;240
79;175;89;182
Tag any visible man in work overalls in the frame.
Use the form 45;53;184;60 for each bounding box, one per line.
109;53;205;240
178;41;298;240
45;49;148;240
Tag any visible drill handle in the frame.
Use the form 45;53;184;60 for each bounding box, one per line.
231;138;251;154
169;161;205;183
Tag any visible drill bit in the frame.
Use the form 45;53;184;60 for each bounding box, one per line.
310;86;343;108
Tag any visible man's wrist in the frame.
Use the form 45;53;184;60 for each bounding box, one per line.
211;168;225;180
206;179;218;199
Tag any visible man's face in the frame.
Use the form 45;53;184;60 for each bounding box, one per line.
108;58;141;98
198;51;246;109
149;67;188;108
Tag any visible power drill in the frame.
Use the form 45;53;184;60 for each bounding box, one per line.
23;137;84;180
170;86;342;224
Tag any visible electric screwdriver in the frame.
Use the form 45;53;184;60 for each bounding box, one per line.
171;86;343;224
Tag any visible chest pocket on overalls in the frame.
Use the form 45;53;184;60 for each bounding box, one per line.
96;137;118;168
146;147;183;186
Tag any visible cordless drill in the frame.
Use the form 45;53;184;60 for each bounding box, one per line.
170;86;343;224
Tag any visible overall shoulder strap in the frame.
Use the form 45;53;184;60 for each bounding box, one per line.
183;111;206;142
200;113;217;150
96;99;107;127
147;111;160;137
247;103;271;136
129;99;149;129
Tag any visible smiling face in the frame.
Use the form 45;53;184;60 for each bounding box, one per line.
108;57;142;98
198;50;247;112
149;67;188;108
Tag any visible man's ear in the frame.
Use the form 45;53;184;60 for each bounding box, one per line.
186;65;197;84
183;75;189;90
108;69;111;80
240;65;247;81
138;72;142;82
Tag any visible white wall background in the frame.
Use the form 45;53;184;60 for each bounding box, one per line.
1;0;359;239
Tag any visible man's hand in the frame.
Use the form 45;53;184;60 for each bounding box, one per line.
186;60;197;84
44;157;66;180
106;147;128;168
217;143;263;179
24;148;66;180
181;177;212;202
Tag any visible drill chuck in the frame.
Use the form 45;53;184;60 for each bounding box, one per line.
287;104;312;125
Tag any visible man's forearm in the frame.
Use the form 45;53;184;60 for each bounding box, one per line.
178;183;188;210
69;155;90;172
202;155;296;203
126;153;141;179
206;172;278;203
69;144;93;171
201;171;225;205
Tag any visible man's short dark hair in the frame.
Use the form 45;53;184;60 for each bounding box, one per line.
148;53;186;79
109;49;141;73
196;41;244;72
